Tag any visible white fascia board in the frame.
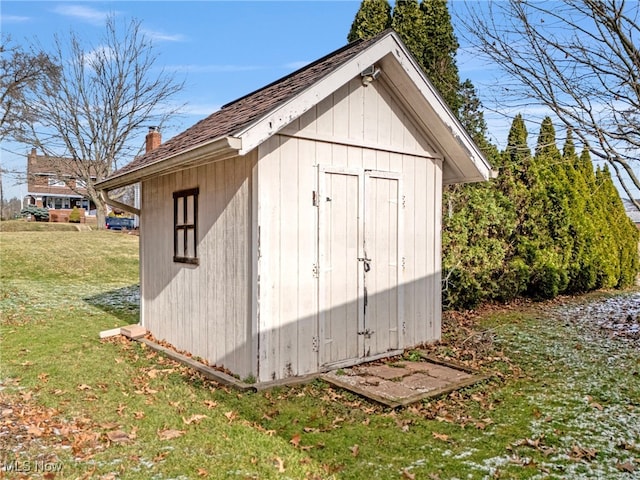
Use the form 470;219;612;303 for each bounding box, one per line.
96;136;242;191
236;32;492;184
236;35;404;155
383;37;493;183
27;192;84;199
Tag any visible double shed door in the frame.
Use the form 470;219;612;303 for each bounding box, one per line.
319;166;402;367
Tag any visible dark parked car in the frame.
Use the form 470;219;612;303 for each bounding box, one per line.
105;217;135;230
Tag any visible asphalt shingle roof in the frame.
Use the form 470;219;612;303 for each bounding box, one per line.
114;33;385;177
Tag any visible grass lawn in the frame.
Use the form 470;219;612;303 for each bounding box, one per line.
1;231;638;479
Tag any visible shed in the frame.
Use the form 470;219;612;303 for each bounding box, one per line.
97;30;493;383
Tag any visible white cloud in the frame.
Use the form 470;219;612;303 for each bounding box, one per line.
142;29;186;43
82;45;115;67
180;103;221;116
283;60;310;70
2;15;31;23
53;5;112;25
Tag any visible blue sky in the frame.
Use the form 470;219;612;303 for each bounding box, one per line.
1;1;637;201
1;0;505;200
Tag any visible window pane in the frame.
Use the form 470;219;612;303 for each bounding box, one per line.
176;229;185;257
176;197;184;224
186;195;194;224
186;228;195;258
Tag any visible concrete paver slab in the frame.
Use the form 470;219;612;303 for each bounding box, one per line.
357;364;411;380
322;352;489;407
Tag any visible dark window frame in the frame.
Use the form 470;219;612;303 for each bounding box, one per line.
173;187;199;265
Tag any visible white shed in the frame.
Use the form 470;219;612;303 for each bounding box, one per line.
98;30;492;383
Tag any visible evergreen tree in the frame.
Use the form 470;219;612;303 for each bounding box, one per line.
496;115;534;299
561;129;598;292
527;117;571;298
347;0;392;42
441;180;516;309
458;79;488;147
420;0;461;113
596;165;640;287
391;0;427;66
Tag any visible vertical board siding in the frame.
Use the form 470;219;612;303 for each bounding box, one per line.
256;75;443;380
257;135;321;381
141;153;255;379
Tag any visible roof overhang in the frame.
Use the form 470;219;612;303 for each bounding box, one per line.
98;31;492;192
235;32;493;184
27;192;84;199
96;136;242;191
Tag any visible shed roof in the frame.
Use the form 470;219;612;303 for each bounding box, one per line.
98;30;493;191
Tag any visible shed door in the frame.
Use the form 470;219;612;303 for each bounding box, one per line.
319;167;401;367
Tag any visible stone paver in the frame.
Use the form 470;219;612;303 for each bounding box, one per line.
358;364;411;380
323;355;488;407
425;364;473;380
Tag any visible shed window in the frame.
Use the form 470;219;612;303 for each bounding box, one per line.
173;188;199;265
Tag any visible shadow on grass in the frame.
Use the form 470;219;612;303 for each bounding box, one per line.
84;284;140;325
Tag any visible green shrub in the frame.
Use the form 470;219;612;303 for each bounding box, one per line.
20;205;49;222
69;206;82;223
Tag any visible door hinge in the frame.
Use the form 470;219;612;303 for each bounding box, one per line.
312;336;319;352
402;195;406;208
312;190;319;207
312;263;319;278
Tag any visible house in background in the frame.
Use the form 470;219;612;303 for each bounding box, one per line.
97;30;493;384
25;149;96;223
623;199;640;229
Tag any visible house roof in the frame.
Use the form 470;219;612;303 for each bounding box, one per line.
98;29;493;191
623;199;640;224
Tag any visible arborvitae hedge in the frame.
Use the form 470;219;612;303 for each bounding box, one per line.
346;2;639;309
443;116;639;309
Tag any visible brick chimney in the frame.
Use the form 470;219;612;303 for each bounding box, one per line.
145;126;161;153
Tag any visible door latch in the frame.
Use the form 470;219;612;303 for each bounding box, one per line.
358;257;372;272
357;329;375;338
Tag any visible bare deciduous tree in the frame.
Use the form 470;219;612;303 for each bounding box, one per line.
1;36;60;141
18;16;184;227
1;36;59;220
461;0;640;207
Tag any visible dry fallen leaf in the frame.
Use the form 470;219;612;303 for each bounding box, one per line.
290;433;301;448
157;428;185;440
350;444;360;457
197;468;208;476
273;456;285;473
77;384;92;391
432;432;449;442
183;414;208;425
106;430;131;443
402;468;416;479
204;400;218;409
224;411;237;423
153;451;170;462
616;461;636;473
100;422;120;430
570;445;597;461
27;425;43;437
